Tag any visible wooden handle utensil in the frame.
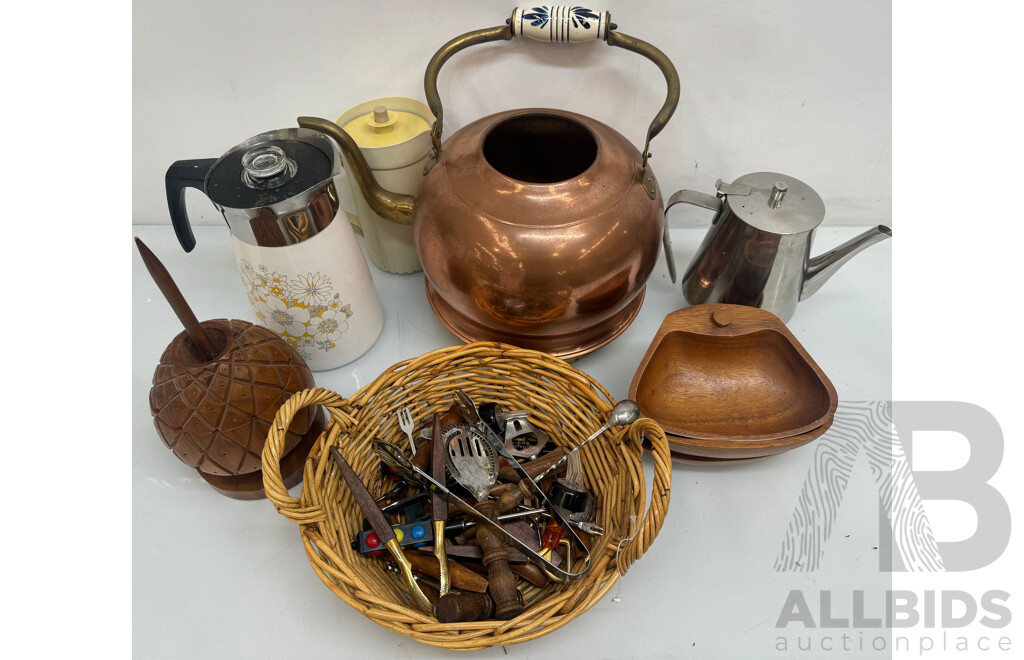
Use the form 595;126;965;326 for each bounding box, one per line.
490;482;526;513
328;446;432;611
419;544;529;564
435;592;498;623
512;562;550;588
474;499;523;620
430;413;451;596
405;553;489;594
497;447;566;483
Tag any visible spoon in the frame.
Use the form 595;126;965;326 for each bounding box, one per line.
535;400;642;482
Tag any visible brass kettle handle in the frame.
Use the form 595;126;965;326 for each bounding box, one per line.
423;6;680;191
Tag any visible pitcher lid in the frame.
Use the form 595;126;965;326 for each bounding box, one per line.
341;106;431;149
207;131;334;210
719;172;825;235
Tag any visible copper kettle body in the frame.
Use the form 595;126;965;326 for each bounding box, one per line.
301;6;680;358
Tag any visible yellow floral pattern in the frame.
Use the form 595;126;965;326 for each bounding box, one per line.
238;259;354;361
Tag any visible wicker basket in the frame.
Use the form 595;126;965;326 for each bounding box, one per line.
262;342;671;650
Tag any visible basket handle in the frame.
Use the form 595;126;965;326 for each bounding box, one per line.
263;387;355;523
614;417;672;572
423;6;680;196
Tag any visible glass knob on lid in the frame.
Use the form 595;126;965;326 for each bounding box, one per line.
241;144;298;190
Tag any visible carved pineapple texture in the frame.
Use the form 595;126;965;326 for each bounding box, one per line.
149;319;316;476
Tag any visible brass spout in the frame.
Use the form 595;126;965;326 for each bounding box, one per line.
801;225;892;300
297;116;415;225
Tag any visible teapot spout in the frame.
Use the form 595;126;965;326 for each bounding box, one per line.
297;116;415;225
801;225;892;300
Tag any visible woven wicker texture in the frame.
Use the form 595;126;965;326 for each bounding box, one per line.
262;342;671;650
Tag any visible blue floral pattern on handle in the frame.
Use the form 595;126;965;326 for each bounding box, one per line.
523;6;600;31
513;5;607;43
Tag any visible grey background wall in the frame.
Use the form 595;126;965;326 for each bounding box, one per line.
132;0;890;227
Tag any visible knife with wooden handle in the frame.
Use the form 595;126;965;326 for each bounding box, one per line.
328;445;432;612
419;545;548;587
420;544;529;563
430;413;450;596
404;553;490;593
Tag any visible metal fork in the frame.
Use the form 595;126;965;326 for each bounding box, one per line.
397;405;417;456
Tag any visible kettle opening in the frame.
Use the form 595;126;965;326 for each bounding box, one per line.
483;114;597;184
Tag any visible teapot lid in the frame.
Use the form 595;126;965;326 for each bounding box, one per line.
718;172;825;235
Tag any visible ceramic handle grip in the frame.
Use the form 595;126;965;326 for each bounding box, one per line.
424;8;678;179
511;6;610;42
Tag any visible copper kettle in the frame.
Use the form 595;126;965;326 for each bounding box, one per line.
302;6;679;358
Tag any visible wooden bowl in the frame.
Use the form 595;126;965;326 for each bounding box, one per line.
629;304;837;443
665;413;833;459
669;449;771;465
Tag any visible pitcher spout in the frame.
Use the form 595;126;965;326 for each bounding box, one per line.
800;225;892;300
297;116;415;225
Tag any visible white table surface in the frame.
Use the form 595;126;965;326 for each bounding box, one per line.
132;223;891;659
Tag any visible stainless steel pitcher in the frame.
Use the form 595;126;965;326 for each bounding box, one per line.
663;172;891;322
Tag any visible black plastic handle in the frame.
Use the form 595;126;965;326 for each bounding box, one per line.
165;159;216;252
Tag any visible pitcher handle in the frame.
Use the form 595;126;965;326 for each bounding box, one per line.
423;6;680;197
165;159;217;252
661;189;723;283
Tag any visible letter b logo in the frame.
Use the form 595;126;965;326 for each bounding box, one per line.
775;402;1009;572
894;402;1010;571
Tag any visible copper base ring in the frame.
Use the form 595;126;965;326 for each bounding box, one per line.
424;279;646;360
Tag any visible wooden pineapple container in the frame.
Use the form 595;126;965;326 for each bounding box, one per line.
138;238;323;499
